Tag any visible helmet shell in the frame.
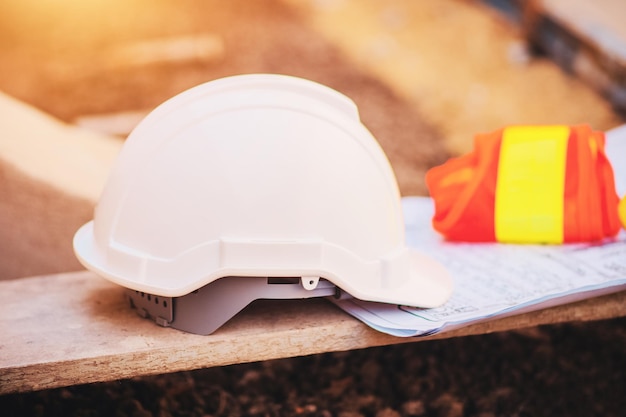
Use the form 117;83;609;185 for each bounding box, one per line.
74;74;452;307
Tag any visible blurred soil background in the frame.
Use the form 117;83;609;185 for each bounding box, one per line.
0;0;625;415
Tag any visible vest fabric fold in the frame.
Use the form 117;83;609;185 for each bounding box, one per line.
426;125;622;243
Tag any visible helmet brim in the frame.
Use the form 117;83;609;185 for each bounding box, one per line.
344;249;453;309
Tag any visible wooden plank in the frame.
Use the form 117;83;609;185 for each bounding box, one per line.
0;92;122;281
2;271;626;395
0;91;122;204
539;0;626;64
473;0;626;112
526;0;626;112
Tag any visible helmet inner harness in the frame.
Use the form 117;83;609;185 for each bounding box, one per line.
126;277;336;334
73;74;453;335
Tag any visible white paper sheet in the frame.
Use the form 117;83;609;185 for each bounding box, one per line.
333;125;626;337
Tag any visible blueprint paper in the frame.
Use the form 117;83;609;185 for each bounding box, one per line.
606;124;626;196
332;125;626;337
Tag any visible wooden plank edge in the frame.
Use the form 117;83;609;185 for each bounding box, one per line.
1;271;625;395
0;301;401;394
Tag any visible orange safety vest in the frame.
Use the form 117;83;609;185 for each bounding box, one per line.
426;125;623;243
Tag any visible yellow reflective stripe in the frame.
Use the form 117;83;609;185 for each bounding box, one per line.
619;195;626;230
495;126;569;243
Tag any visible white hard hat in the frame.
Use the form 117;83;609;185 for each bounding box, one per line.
73;74;452;334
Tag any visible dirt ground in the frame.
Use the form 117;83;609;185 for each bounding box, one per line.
1;0;625;415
